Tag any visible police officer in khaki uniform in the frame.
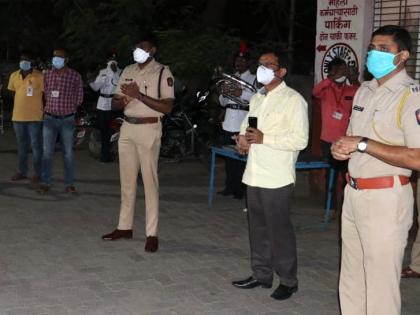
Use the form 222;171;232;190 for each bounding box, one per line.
101;35;175;253
332;25;420;315
401;177;420;278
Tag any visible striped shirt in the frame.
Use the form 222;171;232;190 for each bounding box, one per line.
44;67;83;115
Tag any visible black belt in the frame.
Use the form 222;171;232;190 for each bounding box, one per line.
45;112;75;119
100;93;114;98
226;104;249;111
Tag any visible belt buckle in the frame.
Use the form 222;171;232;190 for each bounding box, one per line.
349;177;358;190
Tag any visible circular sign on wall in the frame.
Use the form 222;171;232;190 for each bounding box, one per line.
321;42;359;80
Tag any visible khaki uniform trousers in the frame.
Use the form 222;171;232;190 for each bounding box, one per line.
339;177;413;315
409;176;420;273
117;121;161;236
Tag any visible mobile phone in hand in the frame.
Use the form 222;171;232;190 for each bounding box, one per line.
248;116;258;129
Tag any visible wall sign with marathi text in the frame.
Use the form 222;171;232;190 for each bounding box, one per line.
321;43;358;80
315;0;374;83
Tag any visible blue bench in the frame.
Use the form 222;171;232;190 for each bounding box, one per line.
208;145;336;224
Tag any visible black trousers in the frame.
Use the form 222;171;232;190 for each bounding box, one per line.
97;109;113;161
223;130;245;195
247;184;298;287
320;140;347;210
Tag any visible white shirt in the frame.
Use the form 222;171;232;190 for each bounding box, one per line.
239;82;309;188
89;64;121;111
219;70;256;132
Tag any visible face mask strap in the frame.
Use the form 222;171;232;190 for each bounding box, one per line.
393;51;405;68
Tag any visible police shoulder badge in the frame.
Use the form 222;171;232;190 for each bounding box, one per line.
167;77;174;87
415;108;420;125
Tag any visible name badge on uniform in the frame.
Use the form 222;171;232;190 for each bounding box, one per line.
332;111;343;120
26;85;33;97
51;90;60;98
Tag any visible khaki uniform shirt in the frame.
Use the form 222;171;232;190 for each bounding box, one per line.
115;59;175;117
239;82;309;189
348;69;420;178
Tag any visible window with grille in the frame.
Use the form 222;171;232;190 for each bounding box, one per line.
374;0;420;80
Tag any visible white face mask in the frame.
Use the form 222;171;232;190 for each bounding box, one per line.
334;76;347;83
256;66;275;85
133;48;150;64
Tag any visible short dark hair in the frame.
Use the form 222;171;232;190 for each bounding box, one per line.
327;57;346;72
53;44;68;57
372;25;412;52
261;49;288;70
139;33;158;48
20;50;32;59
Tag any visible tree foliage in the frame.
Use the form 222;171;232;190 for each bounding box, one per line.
0;0;316;79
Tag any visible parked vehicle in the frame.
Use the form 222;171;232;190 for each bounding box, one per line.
160;84;222;162
88;113;124;160
67;106;96;149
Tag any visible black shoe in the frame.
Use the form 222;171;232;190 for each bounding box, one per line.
217;189;233;196
270;284;298;300
232;276;272;289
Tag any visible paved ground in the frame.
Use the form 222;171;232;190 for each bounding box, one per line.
0;128;420;315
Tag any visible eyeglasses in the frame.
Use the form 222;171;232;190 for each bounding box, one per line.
258;62;280;69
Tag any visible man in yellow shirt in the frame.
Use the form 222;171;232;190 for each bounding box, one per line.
232;50;309;300
7;51;44;183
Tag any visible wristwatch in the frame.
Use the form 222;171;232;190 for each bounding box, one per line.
357;137;369;153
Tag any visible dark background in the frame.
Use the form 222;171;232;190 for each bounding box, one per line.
0;0;317;80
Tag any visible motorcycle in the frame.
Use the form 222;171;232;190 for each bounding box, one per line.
74;108;96;148
160;83;222;162
88;113;124;160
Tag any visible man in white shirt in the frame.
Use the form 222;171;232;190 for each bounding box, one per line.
232;50;309;301
218;53;256;199
89;57;121;162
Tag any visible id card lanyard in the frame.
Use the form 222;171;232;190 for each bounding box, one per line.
26;77;33;97
51;70;63;98
332;85;344;120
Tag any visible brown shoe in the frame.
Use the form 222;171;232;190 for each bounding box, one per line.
145;236;158;252
11;172;27;181
401;266;420;278
37;184;50;195
102;229;133;241
65;186;78;195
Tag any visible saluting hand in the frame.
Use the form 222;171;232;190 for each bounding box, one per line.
245;127;264;144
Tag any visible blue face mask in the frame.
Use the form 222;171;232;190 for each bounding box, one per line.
366;50;400;79
52;56;65;70
19;60;32;71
